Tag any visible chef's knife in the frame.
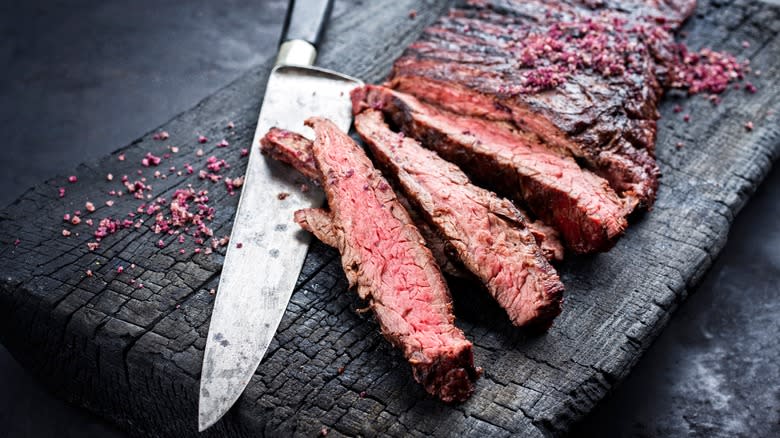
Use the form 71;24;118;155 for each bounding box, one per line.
198;0;362;431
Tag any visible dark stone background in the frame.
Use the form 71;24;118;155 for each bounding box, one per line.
0;1;777;436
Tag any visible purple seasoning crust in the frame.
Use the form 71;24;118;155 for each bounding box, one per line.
353;85;631;254
354;109;565;327
388;0;697;208
264;119;481;402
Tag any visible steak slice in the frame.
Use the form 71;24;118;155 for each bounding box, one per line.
354;109;565;327
388;0;695;207
354;85;630;254
264;118;480;402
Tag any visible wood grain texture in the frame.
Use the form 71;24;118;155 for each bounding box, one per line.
0;0;778;436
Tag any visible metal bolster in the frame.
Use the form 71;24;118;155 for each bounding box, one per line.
275;39;317;67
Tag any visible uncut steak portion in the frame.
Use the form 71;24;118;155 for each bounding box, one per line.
389;0;695;207
265;118;480;402
354;109;564;327
354;85;630;254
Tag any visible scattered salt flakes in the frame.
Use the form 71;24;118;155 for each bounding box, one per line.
209;288;216;295
742;40;750;49
58;187;66;198
217;139;229;148
137;283;144;289
198;135;208;144
85;219;94;226
745;82;757;94
170;146;179;153
185;163;194;174
87;241;100;251
196;148;204;157
130;263;136;269
154;170;162;178
118;153;125;161
63;214;71;222
141;152;162;167
85;201;96;212
744;121;754;131
175;304;181;309
157;239;166;248
676;142;684;150
408;9;417;19
231;176;244;188
62;229;71;237
227;121;235;129
240;148;249;157
319;427;329;437
85;269;93;277
179;248;186;254
105;200;114;207
236;242;243;249
672;104;682;113
13;239;20;246
683;114;691;123
218;236;230;247
277;192;290;200
107;173;114;181
153;131;169;141
359;391;367;398
71;216;81;225
68;175;78;183
117;266;124;274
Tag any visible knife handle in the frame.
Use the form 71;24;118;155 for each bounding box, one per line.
275;0;335;67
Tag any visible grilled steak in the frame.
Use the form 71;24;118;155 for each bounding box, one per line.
354;109;565;327
260;127;468;277
262;118;480;402
389;0;695;207
261;127;563;264
353;85;630;254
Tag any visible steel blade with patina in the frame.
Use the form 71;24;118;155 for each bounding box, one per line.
198;65;361;431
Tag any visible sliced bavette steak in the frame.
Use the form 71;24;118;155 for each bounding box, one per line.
353;85;630;254
260;127;468;277
261;127;564;264
354;109;565;327
389;0;695;207
263;118;480;402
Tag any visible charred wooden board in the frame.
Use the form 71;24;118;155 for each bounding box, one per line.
0;0;779;436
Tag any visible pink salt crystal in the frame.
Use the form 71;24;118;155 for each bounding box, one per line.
672;104;683;113
85;269;93;277
157;239;166;248
58;187;66;198
170;146;179;153
107;173;114;181
745;82;757;93
240;148;249;157
198;135;208;144
179;248;186;254
142;152;162;167
71;216;81;225
63;214;71;222
68;175;78;183
742;40;750;48
236;242;243;249
62;229;71;237
227;121;234;129
194;248;201;254
87;242;100;251
744;121;754;131
683;114;691;123
85;201;95;212
13;239;20;246
217;139;229;148
196;148;204;157
105;200;114;207
85;219;94;226
117;266;124;274
118;153;125;161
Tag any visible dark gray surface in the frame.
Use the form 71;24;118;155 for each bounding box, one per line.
0;0;777;437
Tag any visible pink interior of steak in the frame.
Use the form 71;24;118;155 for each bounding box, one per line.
354;85;630;254
354;109;564;327
297;118;480;401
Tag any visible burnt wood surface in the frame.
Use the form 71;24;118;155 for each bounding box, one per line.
0;0;778;436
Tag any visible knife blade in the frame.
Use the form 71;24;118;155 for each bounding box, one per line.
198;0;362;431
